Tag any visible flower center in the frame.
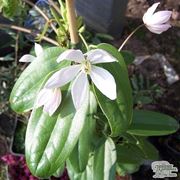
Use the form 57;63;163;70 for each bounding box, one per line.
81;60;91;74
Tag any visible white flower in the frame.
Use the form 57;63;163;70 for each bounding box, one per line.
143;2;172;34
35;88;62;116
19;43;43;62
45;49;117;110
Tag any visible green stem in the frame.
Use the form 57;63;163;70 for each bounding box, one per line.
118;24;144;52
48;0;61;16
79;33;89;51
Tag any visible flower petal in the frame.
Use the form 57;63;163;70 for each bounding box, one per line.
57;49;84;63
45;65;81;89
90;66;117;100
86;49;117;64
71;72;89;110
146;23;171;34
149;11;172;25
35;88;52;108
43;88;62;116
143;2;160;24
35;43;43;57
19;55;36;62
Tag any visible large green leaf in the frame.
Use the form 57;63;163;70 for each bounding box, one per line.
53;163;65;178
67;156;94;180
116;144;143;164
116;163;140;176
135;137;159;160
25;92;89;178
120;50;135;65
116;134;158;176
121;133;159;160
68;92;97;173
128;110;179;136
93;137;116;180
10;47;69;113
93;43;133;137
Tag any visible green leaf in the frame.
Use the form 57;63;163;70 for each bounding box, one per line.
25;92;89;178
53;163;65;178
120;50;135;65
117;133;158;162
93;43;133;136
68;92;97;173
116;163;140;176
2;0;21;18
128;110;179;136
135;137;159;160
10;47;69;113
93;137;116;180
67;156;94;180
116;143;143;164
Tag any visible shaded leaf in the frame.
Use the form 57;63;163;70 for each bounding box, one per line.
93;43;133;136
128;110;179;136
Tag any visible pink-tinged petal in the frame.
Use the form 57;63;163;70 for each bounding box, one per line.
146;23;171;34
35;88;52;108
71;72;89;110
86;49;117;64
145;2;160;17
143;2;160;24
150;11;172;25
45;65;81;89
57;49;84;63
43;88;62;116
35;43;43;57
19;55;36;62
90;66;117;100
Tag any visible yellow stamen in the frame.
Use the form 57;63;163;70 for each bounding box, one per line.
81;60;91;74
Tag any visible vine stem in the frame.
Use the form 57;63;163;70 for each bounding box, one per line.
23;0;58;35
0;23;59;46
118;24;144;52
79;33;89;51
48;0;61;16
66;0;79;44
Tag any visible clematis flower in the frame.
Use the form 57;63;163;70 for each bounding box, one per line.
19;43;43;62
143;2;172;34
35;88;62;116
45;49;117;110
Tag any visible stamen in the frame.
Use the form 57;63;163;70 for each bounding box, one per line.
81;60;91;74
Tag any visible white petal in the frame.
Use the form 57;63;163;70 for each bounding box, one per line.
146;23;171;34
86;49;117;64
43;88;62;116
143;2;160;24
145;2;160;17
45;65;81;89
19;55;36;62
150;11;172;25
57;49;85;63
71;72;89;110
90;66;117;100
35;43;43;57
35;88;52;108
